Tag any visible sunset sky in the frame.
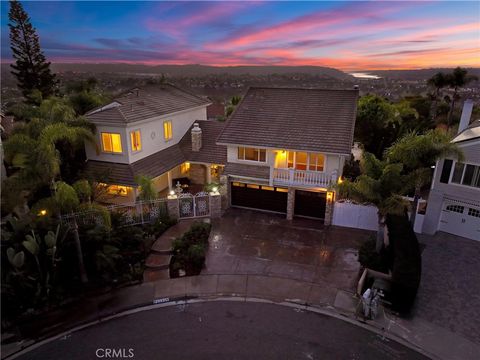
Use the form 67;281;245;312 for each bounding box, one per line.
1;1;479;70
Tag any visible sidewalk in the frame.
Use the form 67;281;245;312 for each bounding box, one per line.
3;274;479;360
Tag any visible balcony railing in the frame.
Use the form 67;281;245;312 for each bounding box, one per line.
272;168;337;187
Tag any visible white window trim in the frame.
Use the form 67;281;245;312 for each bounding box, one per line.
163;120;173;142
237;147;267;163
130;128;142;153
100;132;123;155
448;161;480;190
285;151;326;173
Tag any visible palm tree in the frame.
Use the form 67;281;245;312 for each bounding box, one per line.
445;67;478;127
337;153;409;252
427;72;448;122
135;174;157;201
385;129;464;226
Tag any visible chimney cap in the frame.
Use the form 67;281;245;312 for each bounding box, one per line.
192;122;202;132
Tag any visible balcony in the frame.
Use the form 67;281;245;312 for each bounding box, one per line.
272;168;337;188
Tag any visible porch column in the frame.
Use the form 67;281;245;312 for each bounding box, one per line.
269;166;274;186
167;170;172;190
286;188;295;220
206;164;212;184
167;194;179;220
324;191;334;226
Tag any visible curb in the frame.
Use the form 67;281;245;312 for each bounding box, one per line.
4;295;435;360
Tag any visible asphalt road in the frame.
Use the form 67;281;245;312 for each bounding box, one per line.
16;301;428;360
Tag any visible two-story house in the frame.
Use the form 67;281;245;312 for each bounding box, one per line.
83;84;226;203
217;87;358;222
423;100;480;241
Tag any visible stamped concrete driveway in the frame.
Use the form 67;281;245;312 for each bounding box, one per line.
203;208;372;292
414;232;480;345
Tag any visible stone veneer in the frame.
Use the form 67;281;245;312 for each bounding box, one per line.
191;122;202;152
286;188;295;220
324;198;334;226
209;194;222;218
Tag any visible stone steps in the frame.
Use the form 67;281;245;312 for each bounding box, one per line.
145;253;172;270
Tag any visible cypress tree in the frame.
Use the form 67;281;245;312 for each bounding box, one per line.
8;0;57;103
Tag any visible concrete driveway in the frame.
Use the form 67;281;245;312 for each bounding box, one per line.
414;231;480;345
203;208;372;292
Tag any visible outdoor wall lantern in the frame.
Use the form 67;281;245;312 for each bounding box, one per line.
326;191;334;202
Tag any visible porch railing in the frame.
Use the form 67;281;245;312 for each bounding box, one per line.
273;168;337;187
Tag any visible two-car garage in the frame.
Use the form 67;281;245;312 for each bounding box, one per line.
230;182;327;219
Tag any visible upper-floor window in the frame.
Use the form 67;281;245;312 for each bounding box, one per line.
101;132;122;153
450;162;480;188
238;147;266;162
130;130;142;152
163;121;173;141
286;151;325;171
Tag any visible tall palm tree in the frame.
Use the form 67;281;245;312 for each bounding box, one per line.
445;67;478;127
427;72;448;122
337;153;409;252
135;174;157;201
385;129;464;226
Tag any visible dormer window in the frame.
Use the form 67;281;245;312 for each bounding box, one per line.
130;129;142;152
238;147;266;162
101;132;122;153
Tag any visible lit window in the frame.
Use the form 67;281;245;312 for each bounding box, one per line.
276;187;288;192
232;182;244;187
163;121;173;141
262;186;275;191
295;152;307;170
99;183;129;196
101;133;122;153
130;130;142;152
246;184;260;189
237;147;266;162
308;153;325;172
181;162;190;174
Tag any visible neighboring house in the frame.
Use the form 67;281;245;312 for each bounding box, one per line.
207;103;225;120
423;100;480;241
216;87;358;223
84;84;226;203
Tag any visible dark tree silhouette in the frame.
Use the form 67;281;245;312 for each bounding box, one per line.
8;0;57;103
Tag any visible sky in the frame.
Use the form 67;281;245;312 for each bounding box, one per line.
1;1;479;71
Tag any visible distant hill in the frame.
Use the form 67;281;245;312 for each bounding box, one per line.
367;68;480;81
28;63;354;81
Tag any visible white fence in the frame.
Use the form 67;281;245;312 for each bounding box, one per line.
332;202;378;231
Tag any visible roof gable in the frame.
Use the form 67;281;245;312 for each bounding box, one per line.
86;84;210;124
216;87;358;154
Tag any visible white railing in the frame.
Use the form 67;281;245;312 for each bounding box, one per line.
273;168;337;187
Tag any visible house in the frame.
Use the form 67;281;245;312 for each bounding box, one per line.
423;100;480;241
83;85;359;225
207;103;225;120
216;87;358;224
83;84;226;203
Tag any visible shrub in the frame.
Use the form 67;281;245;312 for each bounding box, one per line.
170;221;211;276
358;236;389;273
386;214;422;315
145;215;177;239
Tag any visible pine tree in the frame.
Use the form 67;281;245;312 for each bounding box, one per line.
8;0;57;103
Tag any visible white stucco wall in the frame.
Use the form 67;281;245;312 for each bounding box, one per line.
85;106;207;164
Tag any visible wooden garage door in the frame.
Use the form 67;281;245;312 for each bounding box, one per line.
294;190;326;219
231;182;288;213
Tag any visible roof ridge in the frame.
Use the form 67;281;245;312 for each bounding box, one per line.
247;86;359;92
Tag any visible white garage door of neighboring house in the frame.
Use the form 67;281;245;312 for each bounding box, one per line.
439;200;480;240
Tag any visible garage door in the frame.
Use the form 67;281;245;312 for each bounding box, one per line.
439;200;480;240
294;190;326;219
231;182;288;213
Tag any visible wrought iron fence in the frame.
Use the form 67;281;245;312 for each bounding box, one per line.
61;198;168;227
178;192;210;218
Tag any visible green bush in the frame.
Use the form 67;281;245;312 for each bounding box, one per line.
358;236;389;273
386;214;422;315
170;221;211;276
145;215;177;239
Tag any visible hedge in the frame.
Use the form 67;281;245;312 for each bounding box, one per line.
386;214;422;314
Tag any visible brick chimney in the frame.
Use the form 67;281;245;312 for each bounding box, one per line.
458;99;473;134
191;122;202;152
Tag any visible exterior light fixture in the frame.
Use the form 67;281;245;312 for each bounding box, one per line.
326;191;334;202
337;177;343;184
169;190;175;196
212;186;218;193
38;209;47;216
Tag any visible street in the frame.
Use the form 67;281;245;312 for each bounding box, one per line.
16;301;428;360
